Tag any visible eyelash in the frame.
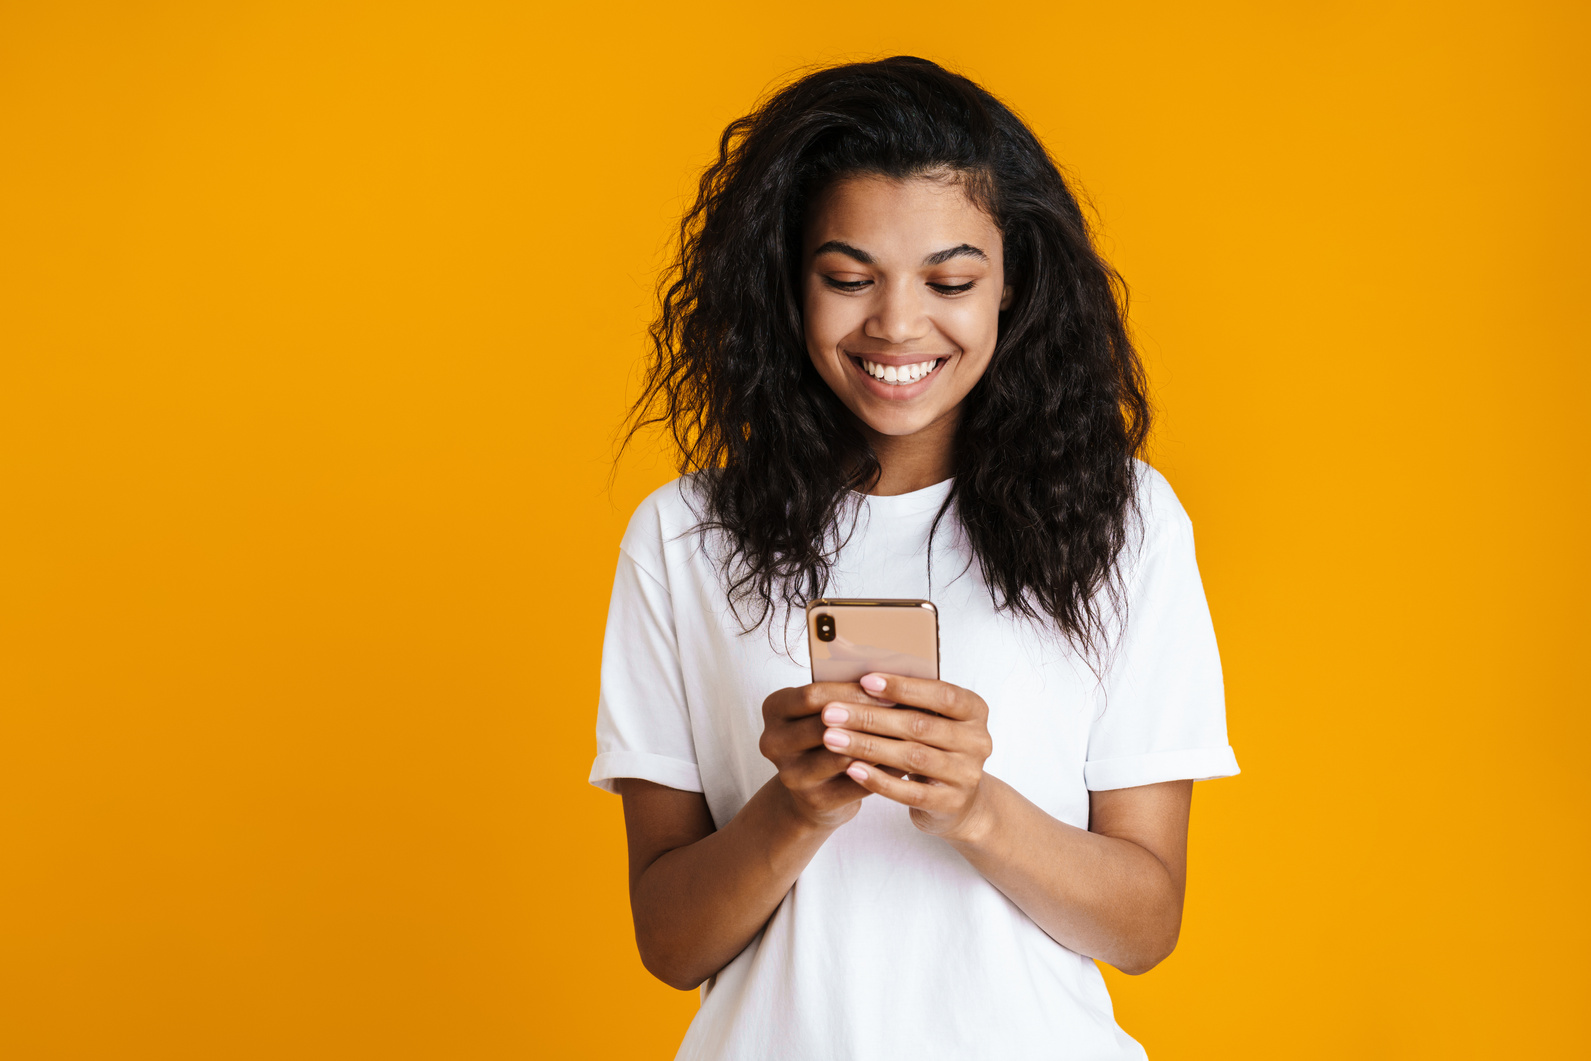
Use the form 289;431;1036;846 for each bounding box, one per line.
822;278;977;295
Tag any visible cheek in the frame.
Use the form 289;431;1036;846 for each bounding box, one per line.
944;295;1004;356
802;292;854;355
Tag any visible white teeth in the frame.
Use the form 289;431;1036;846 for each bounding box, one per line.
859;358;940;384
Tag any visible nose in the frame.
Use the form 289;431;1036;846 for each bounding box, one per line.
863;279;931;345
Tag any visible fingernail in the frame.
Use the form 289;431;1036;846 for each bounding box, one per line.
860;674;886;692
847;763;868;782
823;728;851;749
822;705;849;724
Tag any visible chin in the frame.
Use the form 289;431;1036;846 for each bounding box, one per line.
854;407;940;438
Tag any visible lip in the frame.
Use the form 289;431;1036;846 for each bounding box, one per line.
846;353;950;400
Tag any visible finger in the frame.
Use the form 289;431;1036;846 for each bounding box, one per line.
760;712;823;763
844;761;946;811
771;682;898;722
785;772;871;817
822;729;960;784
787;746;863;787
821;701;963;751
859;673;985;721
812;772;870;808
780;714;830;754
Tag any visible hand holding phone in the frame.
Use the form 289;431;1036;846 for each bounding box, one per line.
754;599;944;831
822;670;994;841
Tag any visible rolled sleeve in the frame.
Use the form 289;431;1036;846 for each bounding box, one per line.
590;535;702;795
1086;475;1239;792
1084;746;1240;791
589;750;703;795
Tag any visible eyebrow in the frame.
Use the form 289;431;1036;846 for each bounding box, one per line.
811;240;875;264
811;240;989;267
922;243;989;266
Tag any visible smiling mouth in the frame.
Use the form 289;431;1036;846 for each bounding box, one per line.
851;356;944;385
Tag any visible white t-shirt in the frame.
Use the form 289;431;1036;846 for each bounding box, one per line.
590;464;1239;1060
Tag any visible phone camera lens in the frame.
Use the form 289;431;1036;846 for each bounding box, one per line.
815;614;836;642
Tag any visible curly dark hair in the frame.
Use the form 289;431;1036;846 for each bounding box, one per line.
626;55;1151;655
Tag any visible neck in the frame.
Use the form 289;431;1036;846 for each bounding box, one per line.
860;409;958;496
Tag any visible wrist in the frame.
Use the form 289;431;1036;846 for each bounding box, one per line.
766;777;848;838
941;776;1004;848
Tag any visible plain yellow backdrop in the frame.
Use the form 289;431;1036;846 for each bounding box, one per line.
2;1;1587;1057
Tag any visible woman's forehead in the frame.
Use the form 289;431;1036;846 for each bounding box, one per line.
806;175;1000;260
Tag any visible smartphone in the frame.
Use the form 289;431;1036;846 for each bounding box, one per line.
805;598;939;683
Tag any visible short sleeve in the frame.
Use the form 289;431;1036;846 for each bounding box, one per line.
588;542;704;795
1084;487;1240;791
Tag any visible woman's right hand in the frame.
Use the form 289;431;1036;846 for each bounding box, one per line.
760;682;885;829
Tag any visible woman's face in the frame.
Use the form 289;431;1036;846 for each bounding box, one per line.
801;173;1011;443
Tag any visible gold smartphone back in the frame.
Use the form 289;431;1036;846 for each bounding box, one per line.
806;598;939;683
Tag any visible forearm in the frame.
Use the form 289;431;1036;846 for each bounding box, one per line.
630;777;837;990
948;776;1184;974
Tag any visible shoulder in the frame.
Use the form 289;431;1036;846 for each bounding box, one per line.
1130;460;1194;540
1120;460;1197;584
618;475;713;582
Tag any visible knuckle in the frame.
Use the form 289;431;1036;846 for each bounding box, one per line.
908;712;933;739
905;746;930;772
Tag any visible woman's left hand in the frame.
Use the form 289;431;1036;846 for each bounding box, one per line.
820;672;994;842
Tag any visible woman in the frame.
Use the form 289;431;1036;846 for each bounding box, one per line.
590;56;1238;1059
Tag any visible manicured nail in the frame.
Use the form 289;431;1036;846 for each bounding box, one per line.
823;728;851;749
847;763;869;782
860;674;886;692
822;705;849;725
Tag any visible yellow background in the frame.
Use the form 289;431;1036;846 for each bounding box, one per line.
2;1;1587;1057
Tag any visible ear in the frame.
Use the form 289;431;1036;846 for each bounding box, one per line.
999;283;1014;311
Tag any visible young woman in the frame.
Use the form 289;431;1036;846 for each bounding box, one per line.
590;56;1238;1059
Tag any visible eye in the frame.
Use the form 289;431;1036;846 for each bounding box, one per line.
823;277;871;292
929;281;976;295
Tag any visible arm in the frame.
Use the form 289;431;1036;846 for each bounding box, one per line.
946;777;1190;974
617;681;889;991
823;673;1191;974
617;777;835;991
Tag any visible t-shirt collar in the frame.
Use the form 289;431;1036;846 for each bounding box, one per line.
853;477;955;519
